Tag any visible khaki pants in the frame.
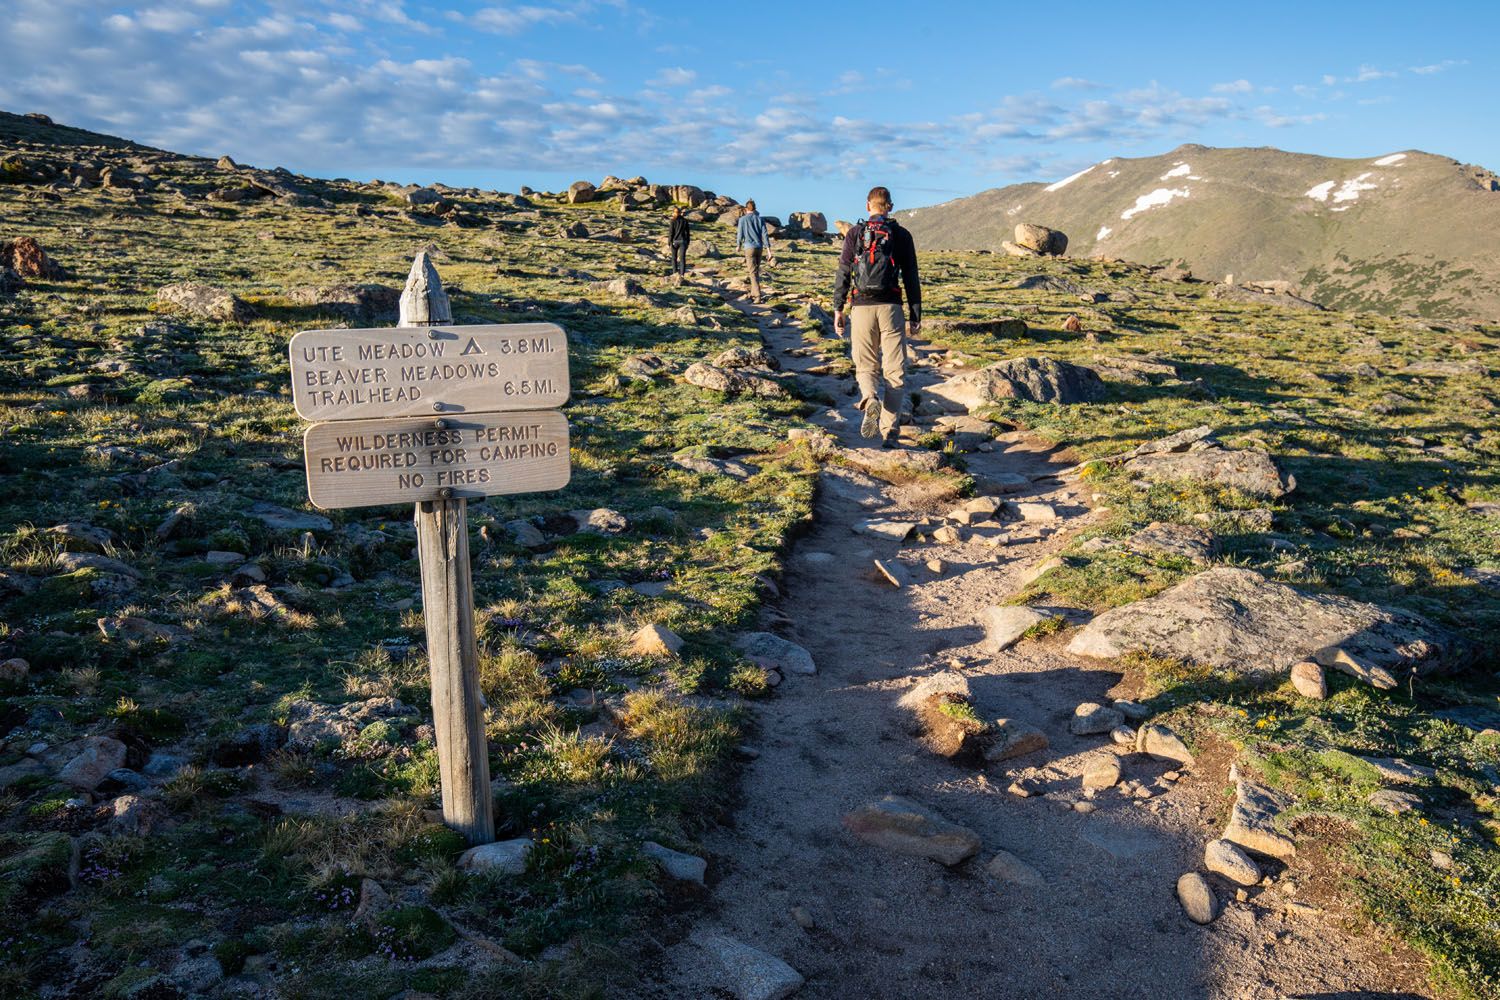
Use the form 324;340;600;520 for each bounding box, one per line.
744;248;763;299
850;303;907;434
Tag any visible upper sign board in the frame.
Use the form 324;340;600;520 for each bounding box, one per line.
289;322;569;422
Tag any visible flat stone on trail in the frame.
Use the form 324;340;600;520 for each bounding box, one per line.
1082;756;1122;790
1368;789;1423;814
1136;724;1194;765
1204;838;1262;886
852;519;916;541
925;356;1106;412
983;719;1049;763
980;605;1054;652
1067;567;1449;687
1003;501;1058;522
643;841;707;884
695;932;805;1000
842;795;982;866
985;849;1046;887
873;558;908;587
1177;872;1221;924
1222;777;1296;860
897;671;970;712
1070;702;1124;736
460;838;534;874
736;632;816;675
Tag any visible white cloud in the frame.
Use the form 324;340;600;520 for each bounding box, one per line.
1212;79;1253;94
1410;59;1466;74
470;3;579;34
1051;77;1102;90
649;66;696;87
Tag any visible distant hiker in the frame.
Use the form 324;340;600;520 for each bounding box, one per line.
834;186;922;447
669;206;690;277
736;199;772;303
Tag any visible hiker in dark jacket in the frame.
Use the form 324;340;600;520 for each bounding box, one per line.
735;200;772;302
833;185;921;446
668;206;690;277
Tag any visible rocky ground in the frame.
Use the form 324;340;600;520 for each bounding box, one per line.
1;110;1498;999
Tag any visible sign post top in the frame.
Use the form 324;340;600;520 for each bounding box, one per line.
288;322;570;422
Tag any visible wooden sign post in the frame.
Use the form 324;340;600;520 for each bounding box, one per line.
288;250;571;844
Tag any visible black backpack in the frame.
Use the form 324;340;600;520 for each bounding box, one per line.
855;218;900;295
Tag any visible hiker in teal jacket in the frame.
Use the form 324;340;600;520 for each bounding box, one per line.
735;200;772;302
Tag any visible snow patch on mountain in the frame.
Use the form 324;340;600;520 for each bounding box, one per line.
1121;187;1191;220
1372;153;1407;166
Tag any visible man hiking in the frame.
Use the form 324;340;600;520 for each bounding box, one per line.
668;206;690;277
735;199;772;303
833;186;921;447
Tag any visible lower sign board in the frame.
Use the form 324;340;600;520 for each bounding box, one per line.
303;410;570;510
289;323;570;422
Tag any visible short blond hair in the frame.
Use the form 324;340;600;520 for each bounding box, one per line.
867;186;892;212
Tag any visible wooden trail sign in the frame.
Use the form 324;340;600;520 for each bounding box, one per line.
303;410;570;510
288;323;570;422
287;250;573;845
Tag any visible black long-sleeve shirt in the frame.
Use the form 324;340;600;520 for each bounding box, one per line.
833;216;921;323
669;216;690;245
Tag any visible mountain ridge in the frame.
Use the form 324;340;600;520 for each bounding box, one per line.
896;144;1500;323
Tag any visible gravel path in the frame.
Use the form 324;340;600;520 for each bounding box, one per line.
637;294;1433;1000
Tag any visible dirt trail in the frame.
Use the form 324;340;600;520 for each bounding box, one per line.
641;293;1432;999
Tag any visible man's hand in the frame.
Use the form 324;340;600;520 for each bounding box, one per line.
833;310;845;335
909;319;921;339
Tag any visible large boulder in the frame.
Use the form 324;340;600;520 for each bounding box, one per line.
1126;445;1292;498
788;211;828;234
566;180;596;204
925;357;1105;412
1068;567;1449;688
1;236;65;279
156;282;253;323
287;283;399;322
1014;223;1068;256
683;362;788;399
672;185;706;208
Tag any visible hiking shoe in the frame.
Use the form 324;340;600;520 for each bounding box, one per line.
880;432;900;450
859;401;881;439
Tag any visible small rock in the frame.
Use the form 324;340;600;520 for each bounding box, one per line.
1136;724;1194;765
979;605;1054;652
353;877;390;925
1004;501;1058;522
1007;778;1042;798
1204;839;1262;886
1290;660;1327;699
873;558;908;588
1069;702;1124;736
695;932;805;1000
842;795;982;866
504;519;547;548
1223;777;1296;860
0;658;29;684
736;632;816;675
630;623;683;657
571;508;628;534
1112;700;1151;722
932;524;963;545
1355;756;1436;784
1110;726;1136;747
109;794;167;836
1082;756;1122;790
56;551;140;578
985;849;1045;887
169;955;224;993
1177;872;1220;924
58;735;128;791
643;841;707;885
852;519;916;541
984;719;1049;763
1368;789;1422;814
789;906;815;929
458;838;534;874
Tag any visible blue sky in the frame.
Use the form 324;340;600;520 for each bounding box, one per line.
1;0;1492;219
